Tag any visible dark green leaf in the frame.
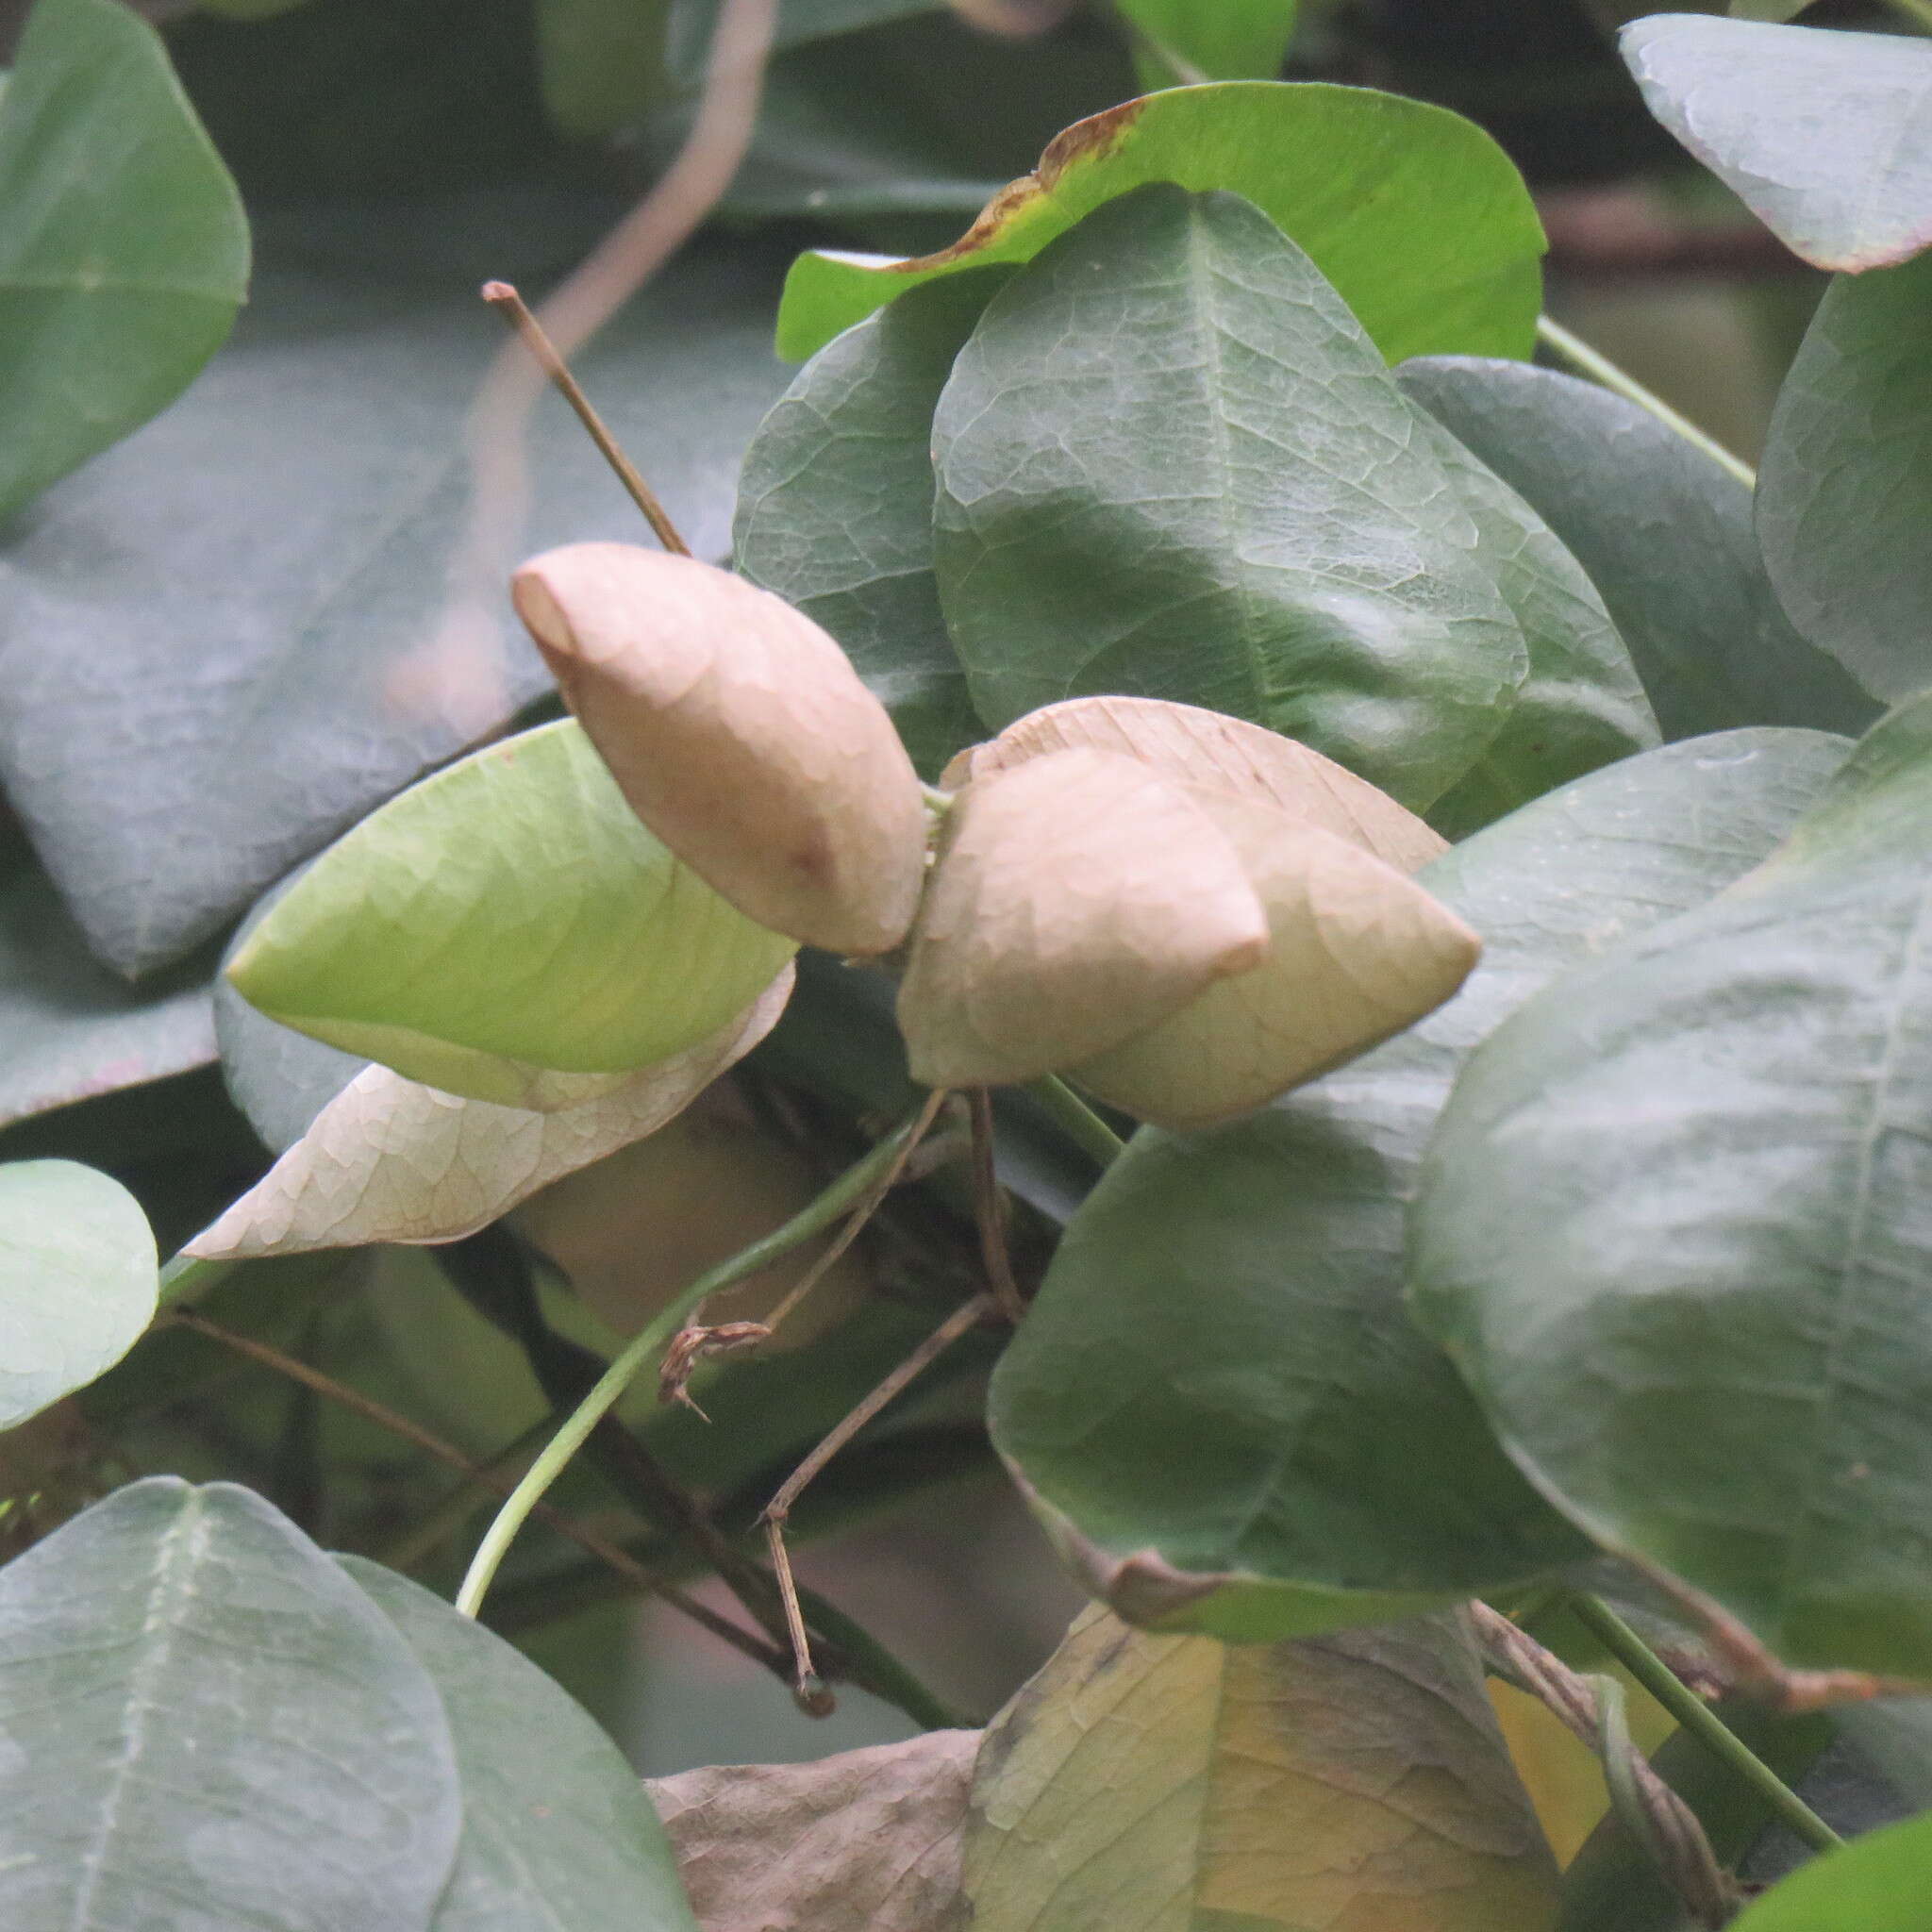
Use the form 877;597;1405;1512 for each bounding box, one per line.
1622;14;1932;272
535;0;675;141
931;185;1529;810
0;1478;462;1928
0;1159;156;1427
1757;252;1932;704
1728;1813;1932;1930
1412;692;1932;1677
0;211;792;977
341;1559;699;1932
778;81;1546;364
1117;0;1297;84
1400;396;1659;837
735;270;1008;777
991;727;1850;1641
1400;356;1878;741
0;822;215;1131
0;0;248;518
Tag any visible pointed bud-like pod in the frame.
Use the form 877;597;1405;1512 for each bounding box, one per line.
512;543;927;956
945;694;1447;875
896;749;1271;1089
1070;793;1482;1129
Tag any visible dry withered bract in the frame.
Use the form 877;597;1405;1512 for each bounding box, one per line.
512;542;926;956
897;748;1271;1090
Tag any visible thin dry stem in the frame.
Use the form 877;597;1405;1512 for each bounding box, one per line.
969;1088;1028;1323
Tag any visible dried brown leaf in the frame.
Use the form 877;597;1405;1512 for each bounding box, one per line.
896;749;1270;1088
512;543;926;955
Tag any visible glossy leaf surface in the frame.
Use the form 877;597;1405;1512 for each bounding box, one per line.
0;1160;156;1429
961;1604;1558;1929
343;1559;698;1931
992;729;1852;1639
1622;14;1932;272
1400;356;1878;741
1757;253;1932;704
0;1479;462;1929
1412;694;1932;1676
778;82;1545;363
0;212;791;977
932;185;1529;811
0;0;249;519
228;722;796;1107
734;270;1010;776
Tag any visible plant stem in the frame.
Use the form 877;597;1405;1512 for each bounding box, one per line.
1025;1074;1127;1168
1567;1592;1844;1855
1535;316;1758;491
455;1102;937;1618
158;1252;235;1308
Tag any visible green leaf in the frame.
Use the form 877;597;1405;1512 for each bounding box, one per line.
1399;395;1659;837
1728;0;1808;15
1399;356;1879;741
735;269;1008;778
961;1605;1559;1930
0;206;793;979
1621;15;1932;272
931;184;1529;811
227;721;796;1107
991;727;1852;1641
0;1159;156;1428
0;822;215;1132
669;0;935;80
1757;252;1932;705
776;80;1546;363
0;0;249;520
1118;0;1297;85
341;1558;699;1931
535;0;674;140
1411;692;1932;1678
0;1478;462;1927
1729;1813;1932;1930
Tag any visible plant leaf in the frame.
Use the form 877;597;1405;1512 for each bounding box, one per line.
932;184;1531;811
1728;1812;1932;1929
0;1159;156;1428
0;0;249;519
185;966;792;1259
1756;252;1932;705
0;207;793;978
1411;693;1932;1677
227;721;797;1107
341;1557;699;1932
1399;356;1878;741
0;823;215;1131
1117;0;1298;85
734;269;1011;778
961;1604;1558;1930
645;1731;977;1931
991;727;1852;1640
536;0;674;140
0;1477;462;1929
777;81;1545;364
1621;14;1932;272
1397;389;1659;837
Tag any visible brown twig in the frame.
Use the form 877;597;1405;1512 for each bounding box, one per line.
164;1308;789;1678
758;1293;995;1703
1471;1600;1738;1927
969;1088;1028;1324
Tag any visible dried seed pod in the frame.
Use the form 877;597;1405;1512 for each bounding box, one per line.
512;542;926;956
897;749;1270;1089
946;694;1446;874
1071;795;1482;1129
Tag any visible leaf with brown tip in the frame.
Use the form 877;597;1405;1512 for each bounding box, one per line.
512;544;926;956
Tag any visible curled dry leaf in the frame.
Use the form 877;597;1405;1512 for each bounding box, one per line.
185;969;793;1260
645;1730;978;1932
896;749;1271;1089
947;693;1447;874
1073;800;1483;1130
511;543;926;956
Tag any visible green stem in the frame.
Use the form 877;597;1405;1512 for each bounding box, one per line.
1535;316;1758;491
1025;1075;1126;1168
1567;1592;1843;1855
158;1252;236;1309
455;1103;935;1618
